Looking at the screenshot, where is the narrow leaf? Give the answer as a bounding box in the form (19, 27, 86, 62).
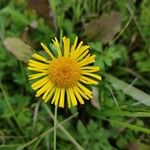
(105, 73, 150, 106)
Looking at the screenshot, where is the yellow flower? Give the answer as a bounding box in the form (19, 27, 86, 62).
(28, 37, 101, 108)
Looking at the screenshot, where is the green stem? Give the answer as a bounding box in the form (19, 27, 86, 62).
(54, 106, 57, 150)
(18, 111, 78, 149)
(126, 5, 148, 45)
(109, 12, 133, 45)
(44, 104, 84, 150)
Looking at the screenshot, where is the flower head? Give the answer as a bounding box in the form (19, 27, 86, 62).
(28, 37, 101, 108)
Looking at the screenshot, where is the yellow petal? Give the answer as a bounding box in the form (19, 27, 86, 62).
(75, 41, 83, 51)
(59, 88, 65, 108)
(42, 86, 53, 100)
(81, 66, 100, 72)
(75, 86, 89, 100)
(31, 76, 49, 90)
(63, 37, 70, 57)
(41, 43, 55, 59)
(28, 60, 49, 69)
(70, 41, 83, 57)
(68, 88, 77, 106)
(71, 36, 78, 52)
(27, 67, 47, 73)
(78, 55, 95, 67)
(51, 88, 60, 105)
(74, 45, 90, 60)
(45, 87, 56, 102)
(73, 86, 84, 104)
(76, 50, 89, 62)
(66, 90, 71, 108)
(52, 37, 62, 57)
(32, 53, 49, 63)
(29, 72, 48, 80)
(82, 72, 101, 80)
(77, 82, 92, 98)
(36, 82, 53, 97)
(80, 76, 98, 85)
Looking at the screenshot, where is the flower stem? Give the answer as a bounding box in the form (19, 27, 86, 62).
(44, 104, 84, 150)
(54, 106, 57, 150)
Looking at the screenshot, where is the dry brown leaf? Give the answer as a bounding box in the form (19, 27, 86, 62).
(84, 11, 121, 44)
(91, 86, 100, 110)
(28, 0, 56, 30)
(3, 37, 33, 63)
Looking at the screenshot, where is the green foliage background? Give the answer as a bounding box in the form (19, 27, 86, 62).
(0, 0, 150, 149)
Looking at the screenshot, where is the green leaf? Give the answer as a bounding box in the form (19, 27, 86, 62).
(109, 119, 150, 134)
(139, 0, 150, 42)
(17, 110, 32, 127)
(77, 120, 89, 140)
(133, 51, 150, 72)
(95, 45, 121, 69)
(89, 42, 102, 53)
(92, 108, 150, 118)
(0, 6, 29, 26)
(13, 71, 26, 85)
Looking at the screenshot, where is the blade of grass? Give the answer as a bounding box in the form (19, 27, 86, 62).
(0, 83, 25, 135)
(92, 109, 150, 118)
(0, 144, 21, 148)
(116, 67, 150, 87)
(43, 104, 84, 150)
(54, 106, 57, 150)
(107, 85, 119, 108)
(126, 4, 148, 45)
(6, 118, 24, 142)
(32, 101, 40, 129)
(31, 138, 42, 150)
(104, 73, 150, 106)
(109, 12, 133, 45)
(18, 111, 78, 149)
(105, 118, 150, 134)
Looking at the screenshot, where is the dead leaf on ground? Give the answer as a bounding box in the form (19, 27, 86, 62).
(3, 37, 33, 63)
(28, 0, 57, 30)
(91, 86, 101, 110)
(84, 11, 121, 44)
(126, 142, 150, 150)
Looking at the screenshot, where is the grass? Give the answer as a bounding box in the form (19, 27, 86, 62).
(0, 0, 150, 149)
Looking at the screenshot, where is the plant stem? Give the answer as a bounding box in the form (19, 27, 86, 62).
(54, 106, 57, 150)
(18, 111, 78, 149)
(44, 104, 84, 150)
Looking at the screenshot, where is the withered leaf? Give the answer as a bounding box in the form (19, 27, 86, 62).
(84, 11, 121, 44)
(91, 86, 100, 110)
(28, 0, 56, 30)
(3, 37, 33, 63)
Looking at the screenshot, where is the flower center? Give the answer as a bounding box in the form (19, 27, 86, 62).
(48, 57, 81, 88)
